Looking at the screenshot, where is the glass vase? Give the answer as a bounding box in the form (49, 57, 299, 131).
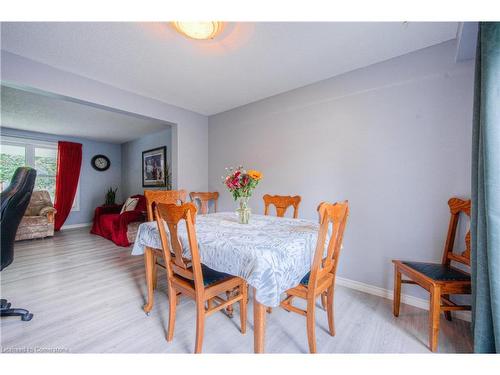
(236, 196, 251, 224)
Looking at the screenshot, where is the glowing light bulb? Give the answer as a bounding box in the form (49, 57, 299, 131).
(173, 22, 223, 40)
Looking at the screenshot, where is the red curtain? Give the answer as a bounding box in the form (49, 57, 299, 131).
(54, 141, 82, 231)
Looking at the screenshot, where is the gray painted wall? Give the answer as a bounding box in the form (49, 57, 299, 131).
(1, 50, 209, 194)
(121, 127, 173, 198)
(208, 41, 474, 296)
(0, 127, 122, 226)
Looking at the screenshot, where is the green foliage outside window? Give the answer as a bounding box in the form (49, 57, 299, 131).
(0, 152, 57, 200)
(0, 153, 26, 185)
(35, 155, 57, 199)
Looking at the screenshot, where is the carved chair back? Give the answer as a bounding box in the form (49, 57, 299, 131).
(441, 198, 471, 267)
(190, 192, 219, 214)
(307, 201, 349, 292)
(155, 202, 206, 290)
(263, 194, 302, 218)
(144, 189, 187, 221)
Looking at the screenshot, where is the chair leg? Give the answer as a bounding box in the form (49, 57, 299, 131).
(429, 286, 441, 352)
(225, 291, 234, 318)
(442, 295, 452, 321)
(152, 254, 158, 290)
(326, 286, 335, 336)
(239, 283, 248, 334)
(321, 292, 327, 310)
(143, 248, 155, 314)
(194, 302, 206, 353)
(166, 286, 177, 342)
(393, 268, 402, 317)
(306, 298, 317, 353)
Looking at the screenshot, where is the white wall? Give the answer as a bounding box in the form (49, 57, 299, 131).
(1, 51, 209, 193)
(208, 41, 474, 296)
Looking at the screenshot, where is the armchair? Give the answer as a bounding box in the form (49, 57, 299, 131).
(90, 194, 146, 247)
(15, 190, 57, 241)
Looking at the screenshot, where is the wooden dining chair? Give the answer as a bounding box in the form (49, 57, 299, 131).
(263, 194, 303, 313)
(189, 191, 219, 214)
(279, 201, 349, 353)
(263, 194, 302, 218)
(392, 197, 471, 352)
(262, 194, 302, 313)
(144, 189, 188, 290)
(155, 202, 248, 353)
(144, 189, 188, 221)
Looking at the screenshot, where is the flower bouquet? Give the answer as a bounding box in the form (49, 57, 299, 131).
(223, 166, 263, 224)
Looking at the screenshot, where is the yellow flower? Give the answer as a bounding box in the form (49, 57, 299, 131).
(247, 170, 262, 181)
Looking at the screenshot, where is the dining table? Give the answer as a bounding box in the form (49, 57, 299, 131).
(131, 211, 322, 353)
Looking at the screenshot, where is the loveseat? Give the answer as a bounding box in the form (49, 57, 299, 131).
(90, 194, 146, 247)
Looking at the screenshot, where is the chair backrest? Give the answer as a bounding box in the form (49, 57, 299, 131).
(307, 201, 349, 291)
(190, 191, 219, 214)
(441, 197, 471, 267)
(144, 189, 187, 221)
(155, 202, 205, 290)
(263, 194, 302, 218)
(1, 167, 37, 271)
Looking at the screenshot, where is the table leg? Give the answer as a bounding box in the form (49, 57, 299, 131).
(253, 287, 266, 353)
(143, 247, 155, 314)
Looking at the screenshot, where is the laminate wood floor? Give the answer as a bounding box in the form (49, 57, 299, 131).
(1, 228, 472, 353)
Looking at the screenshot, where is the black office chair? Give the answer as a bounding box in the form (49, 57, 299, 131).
(1, 167, 37, 321)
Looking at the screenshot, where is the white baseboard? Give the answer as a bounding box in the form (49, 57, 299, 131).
(60, 222, 92, 230)
(336, 276, 471, 322)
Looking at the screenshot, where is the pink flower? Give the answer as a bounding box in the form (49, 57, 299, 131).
(241, 174, 249, 187)
(231, 177, 240, 188)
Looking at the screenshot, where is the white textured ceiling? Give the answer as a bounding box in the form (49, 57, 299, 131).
(1, 22, 459, 115)
(1, 86, 171, 144)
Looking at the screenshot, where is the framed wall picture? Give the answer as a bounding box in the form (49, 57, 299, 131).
(142, 146, 167, 187)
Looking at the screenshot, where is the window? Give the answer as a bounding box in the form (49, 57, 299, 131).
(34, 146, 57, 199)
(0, 143, 26, 191)
(0, 136, 80, 211)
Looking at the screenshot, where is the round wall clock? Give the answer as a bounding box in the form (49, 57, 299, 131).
(91, 155, 111, 171)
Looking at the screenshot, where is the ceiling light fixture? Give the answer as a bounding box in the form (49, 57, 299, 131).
(173, 22, 223, 40)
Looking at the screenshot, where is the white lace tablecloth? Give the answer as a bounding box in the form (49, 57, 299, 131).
(131, 212, 321, 307)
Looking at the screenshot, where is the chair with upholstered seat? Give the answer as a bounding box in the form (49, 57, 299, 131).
(392, 197, 471, 352)
(155, 202, 247, 353)
(1, 167, 37, 321)
(279, 201, 349, 353)
(189, 191, 219, 214)
(144, 189, 187, 289)
(263, 194, 301, 218)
